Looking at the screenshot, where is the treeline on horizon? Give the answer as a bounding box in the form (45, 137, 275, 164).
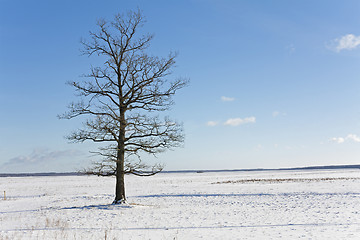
(1, 164, 360, 177)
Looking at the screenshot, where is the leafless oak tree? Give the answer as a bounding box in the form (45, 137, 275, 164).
(60, 10, 187, 204)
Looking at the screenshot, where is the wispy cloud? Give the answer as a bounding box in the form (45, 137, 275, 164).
(285, 44, 295, 54)
(329, 134, 360, 144)
(206, 117, 256, 127)
(254, 144, 263, 151)
(206, 121, 218, 127)
(2, 148, 83, 168)
(272, 111, 280, 117)
(221, 96, 235, 102)
(224, 117, 256, 126)
(272, 111, 287, 118)
(329, 137, 345, 144)
(346, 134, 360, 142)
(330, 34, 360, 52)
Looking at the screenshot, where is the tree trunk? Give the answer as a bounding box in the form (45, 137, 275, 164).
(113, 110, 126, 204)
(113, 150, 126, 204)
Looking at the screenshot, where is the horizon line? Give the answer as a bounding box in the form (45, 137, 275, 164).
(1, 164, 359, 177)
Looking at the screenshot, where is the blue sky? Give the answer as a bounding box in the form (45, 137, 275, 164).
(1, 0, 360, 173)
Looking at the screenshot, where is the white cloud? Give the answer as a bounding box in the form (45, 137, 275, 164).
(224, 117, 256, 126)
(332, 34, 360, 52)
(221, 96, 235, 102)
(330, 137, 345, 144)
(206, 121, 218, 127)
(346, 134, 360, 142)
(329, 134, 360, 144)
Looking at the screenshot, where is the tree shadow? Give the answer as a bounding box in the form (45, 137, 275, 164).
(135, 192, 360, 198)
(135, 193, 272, 198)
(61, 203, 133, 210)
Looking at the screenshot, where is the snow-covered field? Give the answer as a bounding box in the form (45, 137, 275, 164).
(1, 169, 360, 239)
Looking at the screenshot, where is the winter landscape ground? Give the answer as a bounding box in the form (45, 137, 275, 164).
(1, 169, 360, 239)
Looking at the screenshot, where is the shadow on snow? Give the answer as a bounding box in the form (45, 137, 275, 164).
(134, 192, 360, 198)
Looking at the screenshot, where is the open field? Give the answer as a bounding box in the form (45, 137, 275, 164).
(1, 169, 360, 239)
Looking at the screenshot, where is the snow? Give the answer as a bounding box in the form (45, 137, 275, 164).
(1, 169, 360, 239)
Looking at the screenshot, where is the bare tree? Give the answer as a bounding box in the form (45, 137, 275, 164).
(60, 10, 187, 204)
